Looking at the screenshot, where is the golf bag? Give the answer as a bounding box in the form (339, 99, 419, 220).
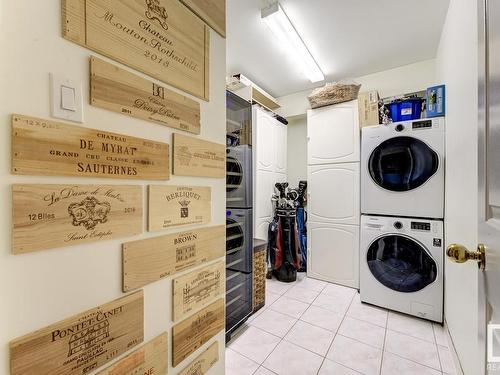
(296, 181, 308, 272)
(267, 182, 304, 282)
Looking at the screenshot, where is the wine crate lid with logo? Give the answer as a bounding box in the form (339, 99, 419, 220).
(12, 184, 143, 254)
(148, 185, 211, 231)
(10, 291, 144, 375)
(62, 0, 210, 100)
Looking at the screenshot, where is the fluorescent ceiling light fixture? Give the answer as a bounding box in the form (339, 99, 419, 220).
(262, 2, 324, 83)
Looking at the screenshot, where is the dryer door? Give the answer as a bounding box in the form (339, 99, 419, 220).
(368, 136, 439, 192)
(367, 234, 437, 292)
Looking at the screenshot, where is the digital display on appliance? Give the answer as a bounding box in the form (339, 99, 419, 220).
(412, 120, 433, 129)
(411, 221, 431, 231)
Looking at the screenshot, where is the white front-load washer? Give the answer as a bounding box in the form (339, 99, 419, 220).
(360, 215, 443, 322)
(361, 117, 445, 219)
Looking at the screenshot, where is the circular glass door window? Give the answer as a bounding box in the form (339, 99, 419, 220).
(367, 235, 437, 292)
(226, 157, 243, 193)
(369, 136, 439, 192)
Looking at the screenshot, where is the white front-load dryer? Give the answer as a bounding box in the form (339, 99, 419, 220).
(361, 117, 445, 219)
(360, 215, 443, 323)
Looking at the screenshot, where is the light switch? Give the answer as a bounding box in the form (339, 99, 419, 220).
(50, 73, 84, 123)
(61, 85, 76, 111)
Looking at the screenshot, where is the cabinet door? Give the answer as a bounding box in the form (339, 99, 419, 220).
(254, 217, 271, 241)
(307, 222, 359, 288)
(255, 169, 277, 220)
(307, 100, 360, 165)
(254, 108, 275, 171)
(275, 121, 287, 174)
(308, 163, 360, 225)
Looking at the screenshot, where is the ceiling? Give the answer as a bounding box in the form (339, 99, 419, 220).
(226, 0, 450, 98)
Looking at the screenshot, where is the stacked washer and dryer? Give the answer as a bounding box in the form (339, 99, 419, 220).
(360, 117, 445, 323)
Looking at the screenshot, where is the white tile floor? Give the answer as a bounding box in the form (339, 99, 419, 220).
(226, 274, 458, 375)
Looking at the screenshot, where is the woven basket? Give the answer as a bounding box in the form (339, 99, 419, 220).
(308, 81, 361, 109)
(252, 249, 266, 311)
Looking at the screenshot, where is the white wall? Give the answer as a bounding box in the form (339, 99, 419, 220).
(0, 1, 226, 374)
(435, 0, 479, 374)
(277, 58, 437, 118)
(283, 59, 438, 191)
(286, 115, 307, 187)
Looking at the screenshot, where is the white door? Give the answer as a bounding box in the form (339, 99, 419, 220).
(307, 222, 359, 288)
(308, 163, 360, 225)
(444, 2, 500, 374)
(478, 1, 500, 372)
(275, 121, 287, 174)
(307, 100, 360, 165)
(254, 108, 275, 171)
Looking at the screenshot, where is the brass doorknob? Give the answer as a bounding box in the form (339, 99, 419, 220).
(446, 243, 486, 270)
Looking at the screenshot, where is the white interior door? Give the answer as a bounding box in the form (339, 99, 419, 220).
(308, 163, 360, 225)
(307, 222, 359, 288)
(307, 100, 360, 165)
(478, 0, 500, 372)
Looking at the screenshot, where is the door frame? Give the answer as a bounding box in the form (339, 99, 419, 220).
(478, 0, 487, 371)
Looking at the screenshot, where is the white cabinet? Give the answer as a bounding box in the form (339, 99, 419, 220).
(307, 100, 360, 165)
(275, 122, 287, 174)
(254, 108, 276, 171)
(307, 100, 360, 288)
(253, 106, 288, 240)
(255, 169, 276, 219)
(307, 222, 359, 288)
(308, 163, 360, 225)
(253, 107, 287, 174)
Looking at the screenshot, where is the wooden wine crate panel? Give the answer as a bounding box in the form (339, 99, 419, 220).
(148, 185, 211, 231)
(10, 291, 144, 375)
(178, 341, 218, 375)
(96, 332, 167, 375)
(180, 0, 226, 38)
(12, 114, 169, 180)
(90, 57, 201, 134)
(12, 184, 143, 254)
(172, 299, 224, 367)
(123, 225, 225, 291)
(172, 134, 225, 178)
(172, 261, 224, 322)
(62, 0, 210, 100)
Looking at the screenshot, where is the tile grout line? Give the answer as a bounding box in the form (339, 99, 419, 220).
(252, 276, 317, 374)
(379, 312, 389, 375)
(433, 322, 445, 373)
(314, 290, 358, 375)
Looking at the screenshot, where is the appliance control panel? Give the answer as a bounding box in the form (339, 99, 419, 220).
(412, 119, 433, 129)
(411, 221, 431, 231)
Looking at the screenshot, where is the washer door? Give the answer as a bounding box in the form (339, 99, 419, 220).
(367, 234, 437, 292)
(368, 136, 439, 192)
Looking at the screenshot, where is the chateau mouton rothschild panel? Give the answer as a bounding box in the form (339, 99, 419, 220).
(96, 333, 167, 375)
(62, 0, 210, 100)
(123, 225, 225, 291)
(148, 185, 211, 231)
(10, 291, 144, 375)
(90, 57, 201, 134)
(12, 184, 143, 254)
(12, 114, 169, 180)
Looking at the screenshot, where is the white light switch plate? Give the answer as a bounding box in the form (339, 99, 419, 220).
(50, 73, 83, 123)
